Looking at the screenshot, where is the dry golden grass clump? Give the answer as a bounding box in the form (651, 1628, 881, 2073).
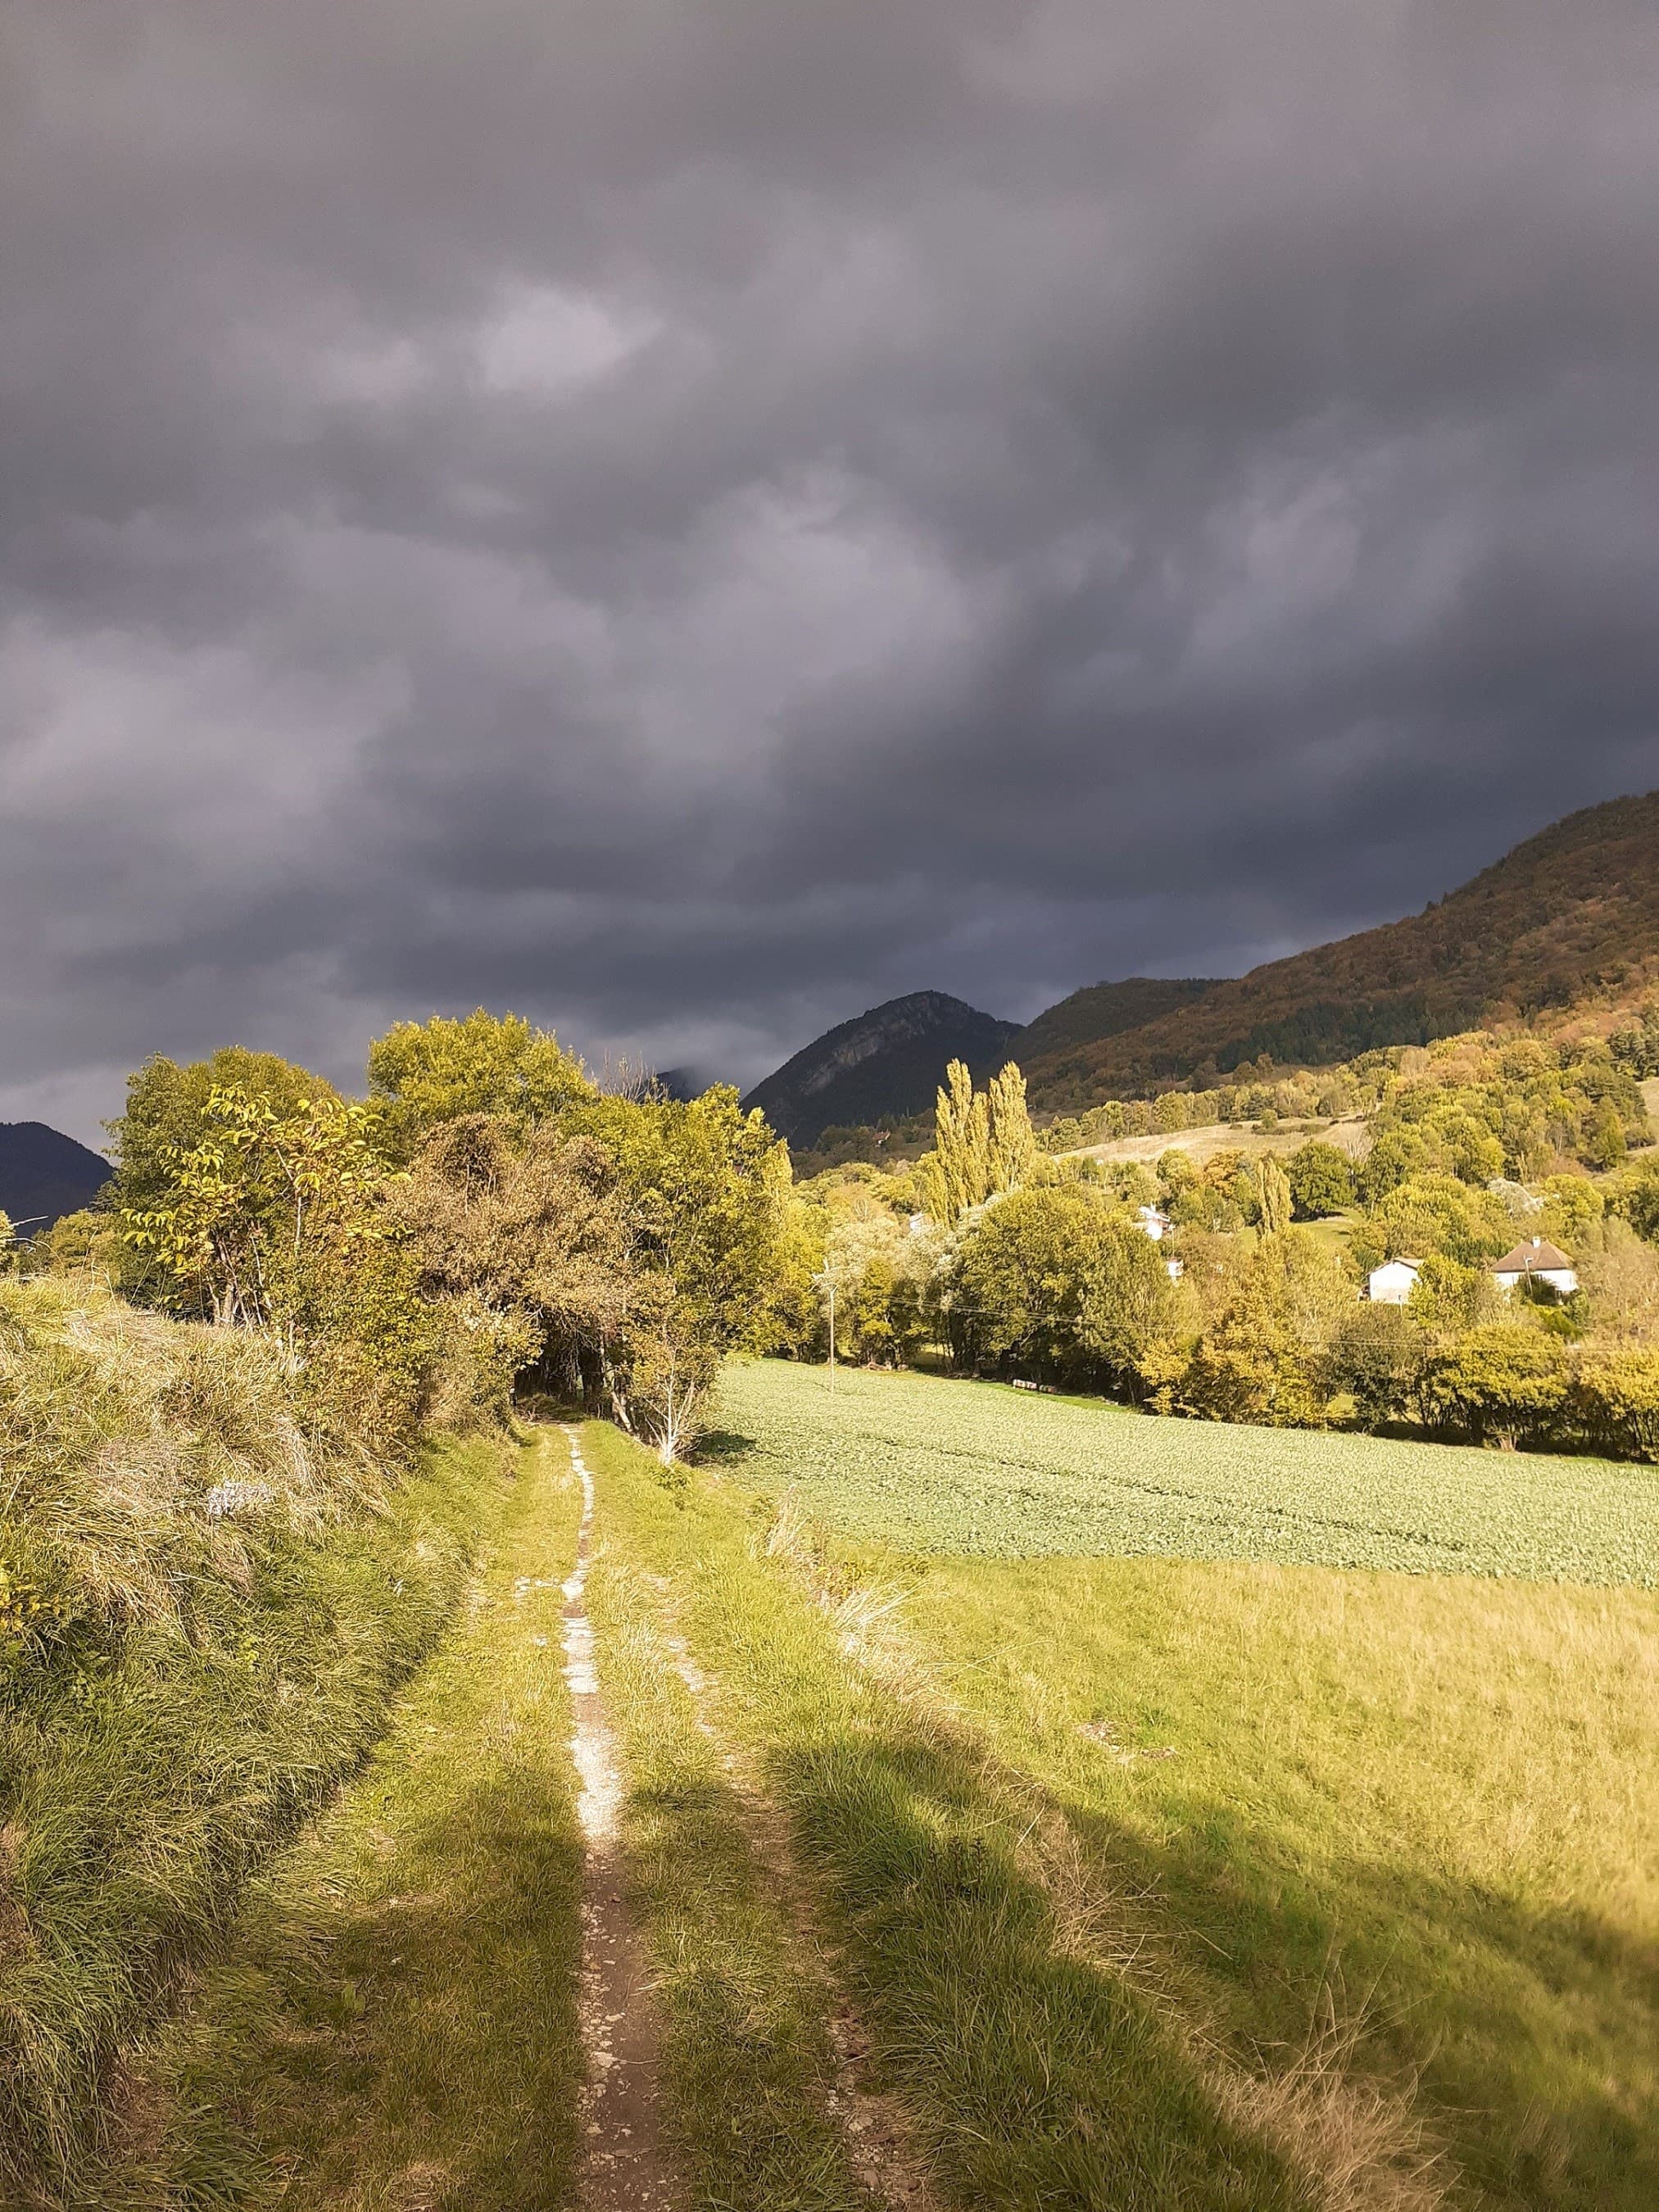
(1, 1278, 388, 1653)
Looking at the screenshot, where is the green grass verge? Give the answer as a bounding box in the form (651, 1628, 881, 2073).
(92, 1429, 586, 2210)
(714, 1358, 1659, 1582)
(582, 1420, 1321, 2212)
(2, 1432, 513, 2209)
(585, 1511, 886, 2211)
(902, 1554, 1659, 2212)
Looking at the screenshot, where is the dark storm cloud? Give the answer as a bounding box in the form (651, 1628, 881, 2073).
(3, 0, 1658, 1137)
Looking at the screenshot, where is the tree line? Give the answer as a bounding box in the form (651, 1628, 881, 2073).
(27, 1012, 786, 1466)
(19, 1005, 1659, 1466)
(770, 1029, 1659, 1461)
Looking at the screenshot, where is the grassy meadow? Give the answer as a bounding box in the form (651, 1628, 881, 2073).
(624, 1357, 1658, 2210)
(16, 1323, 1654, 2209)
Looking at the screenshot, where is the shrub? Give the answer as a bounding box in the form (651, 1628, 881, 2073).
(1571, 1351, 1659, 1462)
(1422, 1326, 1571, 1448)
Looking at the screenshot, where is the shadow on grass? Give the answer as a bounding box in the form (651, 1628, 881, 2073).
(99, 1745, 587, 2212)
(1053, 1786, 1659, 2212)
(591, 1417, 1657, 2212)
(761, 1725, 1320, 2212)
(768, 1707, 1657, 2212)
(693, 1428, 759, 1467)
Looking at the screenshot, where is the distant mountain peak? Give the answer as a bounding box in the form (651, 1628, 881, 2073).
(0, 1120, 111, 1233)
(744, 991, 1019, 1145)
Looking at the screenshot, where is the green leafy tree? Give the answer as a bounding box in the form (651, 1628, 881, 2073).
(1405, 1253, 1501, 1339)
(26, 1207, 118, 1280)
(387, 1113, 630, 1413)
(1327, 1303, 1427, 1425)
(948, 1185, 1111, 1381)
(1578, 1220, 1659, 1344)
(110, 1049, 336, 1294)
(1357, 1123, 1432, 1202)
(1609, 1004, 1659, 1079)
(119, 1083, 431, 1452)
(1176, 1231, 1352, 1428)
(1571, 1350, 1659, 1460)
(1607, 1159, 1659, 1244)
(1584, 1098, 1628, 1171)
(367, 1009, 592, 1161)
(1157, 1149, 1199, 1203)
(1538, 1173, 1602, 1249)
(753, 1183, 831, 1357)
(565, 1086, 786, 1460)
(1422, 1326, 1571, 1448)
(817, 1206, 930, 1367)
(1286, 1140, 1356, 1219)
(1352, 1172, 1512, 1272)
(1076, 1219, 1182, 1385)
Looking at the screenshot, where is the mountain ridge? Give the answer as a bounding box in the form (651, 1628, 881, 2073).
(742, 990, 1019, 1146)
(1020, 791, 1659, 1110)
(745, 792, 1659, 1139)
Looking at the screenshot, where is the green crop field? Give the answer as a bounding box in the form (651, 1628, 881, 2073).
(714, 1357, 1659, 1584)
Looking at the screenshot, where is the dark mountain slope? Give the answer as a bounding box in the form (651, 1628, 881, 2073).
(745, 991, 1019, 1146)
(1016, 977, 1217, 1065)
(0, 1122, 111, 1234)
(1022, 791, 1659, 1112)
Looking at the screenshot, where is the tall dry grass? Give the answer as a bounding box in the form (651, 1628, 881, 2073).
(0, 1279, 499, 2207)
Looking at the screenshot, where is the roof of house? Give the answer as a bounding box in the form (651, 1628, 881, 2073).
(1494, 1238, 1573, 1274)
(1371, 1255, 1421, 1272)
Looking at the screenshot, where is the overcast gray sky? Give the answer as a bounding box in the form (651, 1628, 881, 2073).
(4, 2, 1657, 1142)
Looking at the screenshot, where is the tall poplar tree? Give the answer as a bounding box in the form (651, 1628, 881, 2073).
(922, 1059, 990, 1223)
(922, 1058, 1036, 1222)
(986, 1062, 1036, 1194)
(1253, 1153, 1294, 1240)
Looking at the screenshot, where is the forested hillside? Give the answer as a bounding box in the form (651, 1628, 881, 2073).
(1022, 792, 1659, 1110)
(1014, 975, 1217, 1064)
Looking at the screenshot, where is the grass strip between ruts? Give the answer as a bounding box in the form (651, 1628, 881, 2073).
(585, 1507, 888, 2211)
(582, 1420, 1321, 2212)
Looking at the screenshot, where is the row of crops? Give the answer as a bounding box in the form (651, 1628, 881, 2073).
(716, 1358, 1659, 1584)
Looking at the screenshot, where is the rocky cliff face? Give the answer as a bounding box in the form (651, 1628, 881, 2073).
(743, 991, 1019, 1145)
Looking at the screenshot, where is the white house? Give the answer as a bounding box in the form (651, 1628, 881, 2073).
(1493, 1237, 1578, 1297)
(1135, 1204, 1172, 1242)
(1367, 1257, 1421, 1305)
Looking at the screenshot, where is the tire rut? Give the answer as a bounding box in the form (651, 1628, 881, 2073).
(560, 1426, 681, 2212)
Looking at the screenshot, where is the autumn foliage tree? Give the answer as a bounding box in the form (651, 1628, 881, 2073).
(367, 1009, 593, 1161)
(118, 1082, 434, 1452)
